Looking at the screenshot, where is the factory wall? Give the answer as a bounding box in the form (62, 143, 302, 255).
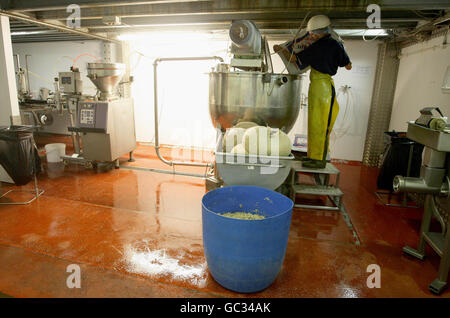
(389, 33, 450, 132)
(12, 40, 104, 97)
(328, 40, 379, 162)
(126, 33, 227, 151)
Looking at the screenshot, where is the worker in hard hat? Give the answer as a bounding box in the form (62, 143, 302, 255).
(274, 15, 352, 169)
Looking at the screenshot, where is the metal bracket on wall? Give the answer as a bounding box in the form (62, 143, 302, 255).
(362, 41, 400, 167)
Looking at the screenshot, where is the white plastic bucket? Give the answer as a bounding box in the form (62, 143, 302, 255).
(45, 143, 66, 163)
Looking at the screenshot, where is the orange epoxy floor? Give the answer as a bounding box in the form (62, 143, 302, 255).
(0, 143, 448, 298)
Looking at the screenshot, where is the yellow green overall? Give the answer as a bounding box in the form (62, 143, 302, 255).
(307, 68, 339, 161)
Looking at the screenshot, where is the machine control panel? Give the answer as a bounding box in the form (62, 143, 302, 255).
(77, 101, 109, 130)
(80, 104, 95, 125)
(59, 71, 82, 94)
(61, 76, 72, 84)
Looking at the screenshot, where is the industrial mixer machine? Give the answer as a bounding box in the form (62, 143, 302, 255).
(146, 20, 303, 191)
(207, 20, 304, 190)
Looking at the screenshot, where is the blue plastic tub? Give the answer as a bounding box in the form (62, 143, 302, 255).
(202, 185, 294, 293)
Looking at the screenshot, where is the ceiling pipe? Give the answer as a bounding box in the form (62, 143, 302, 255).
(2, 0, 211, 11)
(0, 10, 121, 43)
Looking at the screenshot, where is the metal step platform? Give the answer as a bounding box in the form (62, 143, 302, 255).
(293, 184, 343, 196)
(291, 161, 341, 175)
(289, 161, 344, 211)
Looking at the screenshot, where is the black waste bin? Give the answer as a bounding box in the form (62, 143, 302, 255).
(377, 131, 424, 191)
(0, 125, 41, 186)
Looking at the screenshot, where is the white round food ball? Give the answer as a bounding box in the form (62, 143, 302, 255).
(243, 126, 271, 155)
(222, 127, 246, 152)
(230, 143, 248, 154)
(234, 121, 258, 130)
(269, 129, 292, 156)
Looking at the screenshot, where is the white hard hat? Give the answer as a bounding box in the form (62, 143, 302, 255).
(306, 15, 331, 31)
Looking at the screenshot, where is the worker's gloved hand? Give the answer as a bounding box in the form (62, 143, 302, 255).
(273, 44, 282, 52)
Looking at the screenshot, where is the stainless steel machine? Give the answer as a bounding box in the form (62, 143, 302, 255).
(134, 20, 303, 192)
(208, 20, 303, 190)
(17, 61, 87, 156)
(16, 55, 80, 137)
(13, 54, 32, 102)
(209, 71, 302, 132)
(393, 107, 450, 294)
(63, 62, 136, 168)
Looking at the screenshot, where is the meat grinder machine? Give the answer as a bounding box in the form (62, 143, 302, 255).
(392, 68, 450, 294)
(393, 107, 450, 294)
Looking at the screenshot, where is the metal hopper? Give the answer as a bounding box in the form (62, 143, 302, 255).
(87, 62, 125, 100)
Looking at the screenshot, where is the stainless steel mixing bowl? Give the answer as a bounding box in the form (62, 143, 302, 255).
(209, 71, 303, 133)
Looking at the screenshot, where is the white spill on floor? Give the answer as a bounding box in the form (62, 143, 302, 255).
(122, 243, 208, 288)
